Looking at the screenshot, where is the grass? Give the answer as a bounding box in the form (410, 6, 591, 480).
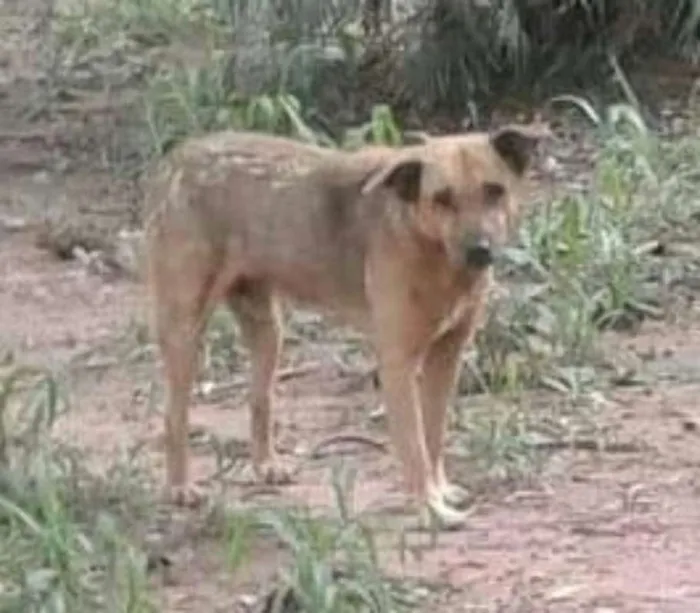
(246, 466, 422, 613)
(0, 355, 420, 612)
(0, 360, 156, 612)
(48, 0, 406, 172)
(142, 62, 335, 156)
(54, 0, 227, 52)
(442, 98, 700, 484)
(468, 99, 700, 397)
(48, 0, 700, 131)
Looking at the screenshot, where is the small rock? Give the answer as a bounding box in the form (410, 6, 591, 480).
(542, 155, 560, 174)
(32, 170, 51, 184)
(197, 380, 216, 397)
(682, 419, 698, 433)
(237, 594, 257, 610)
(0, 215, 29, 232)
(110, 228, 144, 279)
(545, 583, 586, 602)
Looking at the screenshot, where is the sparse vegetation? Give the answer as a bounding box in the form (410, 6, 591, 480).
(471, 100, 700, 396)
(249, 467, 420, 613)
(0, 361, 156, 612)
(4, 0, 700, 610)
(49, 0, 700, 130)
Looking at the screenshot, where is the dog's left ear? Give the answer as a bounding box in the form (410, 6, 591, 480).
(490, 124, 552, 176)
(361, 157, 424, 203)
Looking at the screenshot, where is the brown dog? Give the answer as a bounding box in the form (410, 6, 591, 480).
(144, 125, 547, 529)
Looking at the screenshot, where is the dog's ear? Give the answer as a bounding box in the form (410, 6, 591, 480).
(361, 157, 423, 202)
(490, 124, 552, 176)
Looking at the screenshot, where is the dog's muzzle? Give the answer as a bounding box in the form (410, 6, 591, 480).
(464, 238, 494, 269)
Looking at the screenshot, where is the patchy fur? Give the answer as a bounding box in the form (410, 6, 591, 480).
(144, 125, 549, 528)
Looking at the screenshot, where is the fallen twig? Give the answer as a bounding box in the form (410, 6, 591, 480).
(528, 438, 645, 453)
(195, 363, 327, 404)
(306, 432, 388, 460)
(203, 431, 388, 486)
(276, 363, 322, 382)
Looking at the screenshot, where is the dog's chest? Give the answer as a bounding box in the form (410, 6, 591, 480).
(432, 278, 490, 339)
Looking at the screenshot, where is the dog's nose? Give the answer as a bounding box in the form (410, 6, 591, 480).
(464, 239, 494, 268)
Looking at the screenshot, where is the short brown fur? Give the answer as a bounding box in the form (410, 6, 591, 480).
(144, 125, 548, 528)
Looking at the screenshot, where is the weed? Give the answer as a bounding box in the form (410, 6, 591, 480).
(453, 400, 544, 485)
(202, 307, 243, 378)
(343, 104, 404, 149)
(141, 54, 405, 158)
(0, 361, 157, 613)
(467, 99, 700, 396)
(142, 55, 335, 156)
(55, 0, 224, 52)
(0, 363, 66, 463)
(249, 465, 418, 613)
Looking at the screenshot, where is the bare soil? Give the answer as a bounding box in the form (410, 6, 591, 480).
(2, 3, 700, 612)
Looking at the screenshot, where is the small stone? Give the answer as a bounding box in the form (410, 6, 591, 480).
(0, 215, 29, 232)
(32, 170, 50, 184)
(682, 419, 698, 432)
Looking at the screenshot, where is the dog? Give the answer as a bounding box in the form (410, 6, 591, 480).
(143, 125, 548, 529)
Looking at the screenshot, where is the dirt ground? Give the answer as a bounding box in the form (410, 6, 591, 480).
(5, 225, 700, 613)
(3, 3, 700, 613)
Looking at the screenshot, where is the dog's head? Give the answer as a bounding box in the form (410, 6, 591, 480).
(361, 124, 550, 273)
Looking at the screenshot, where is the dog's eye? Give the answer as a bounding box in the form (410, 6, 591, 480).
(433, 187, 455, 209)
(483, 181, 506, 205)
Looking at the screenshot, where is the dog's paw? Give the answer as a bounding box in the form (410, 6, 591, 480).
(254, 456, 293, 485)
(164, 483, 206, 509)
(440, 481, 470, 509)
(421, 496, 468, 531)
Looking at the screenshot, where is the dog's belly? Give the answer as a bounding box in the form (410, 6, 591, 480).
(273, 270, 371, 332)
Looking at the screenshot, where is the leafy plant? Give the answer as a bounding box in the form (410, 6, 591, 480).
(141, 54, 340, 156)
(468, 100, 694, 394)
(0, 361, 156, 613)
(400, 0, 700, 120)
(251, 466, 415, 613)
(343, 104, 404, 149)
(55, 0, 224, 51)
(0, 363, 66, 464)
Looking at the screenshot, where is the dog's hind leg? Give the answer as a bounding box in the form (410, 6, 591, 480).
(146, 211, 223, 507)
(228, 283, 290, 484)
(151, 269, 215, 507)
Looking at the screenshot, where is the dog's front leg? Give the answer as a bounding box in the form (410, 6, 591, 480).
(421, 287, 488, 511)
(419, 319, 472, 509)
(375, 343, 468, 530)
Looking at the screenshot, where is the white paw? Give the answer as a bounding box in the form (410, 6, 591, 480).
(420, 495, 468, 531)
(441, 481, 470, 508)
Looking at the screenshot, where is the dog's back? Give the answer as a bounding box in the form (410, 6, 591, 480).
(144, 131, 399, 322)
